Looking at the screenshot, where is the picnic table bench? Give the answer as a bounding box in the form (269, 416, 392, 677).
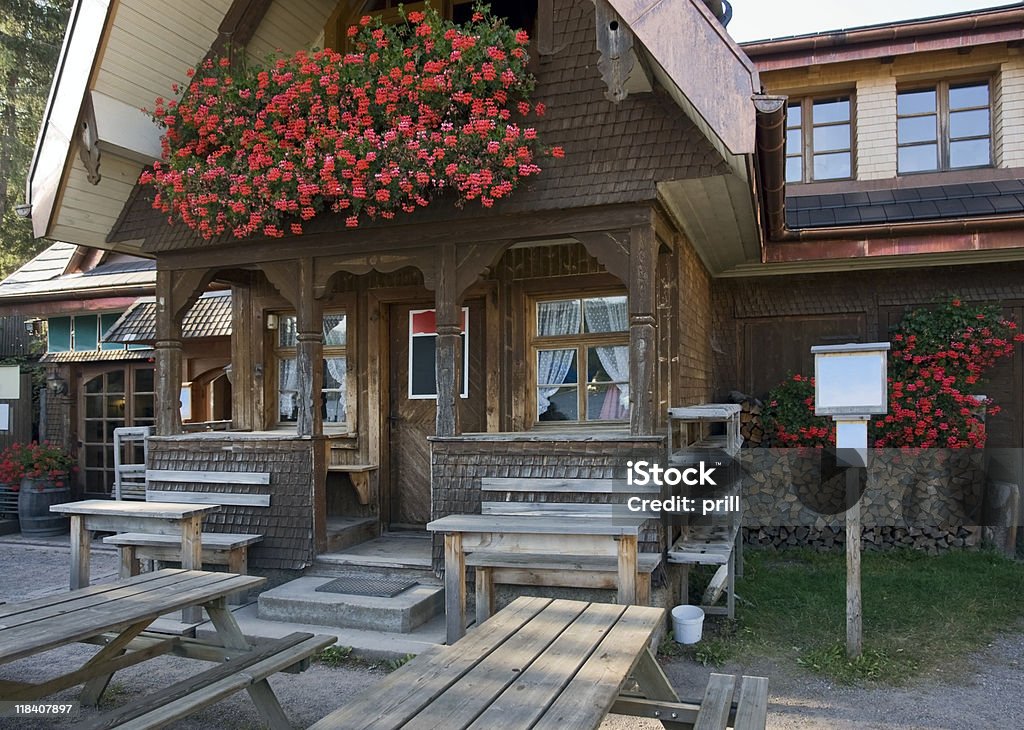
(0, 569, 333, 729)
(426, 477, 661, 643)
(310, 596, 768, 730)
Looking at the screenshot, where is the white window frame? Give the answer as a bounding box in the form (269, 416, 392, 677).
(408, 307, 469, 400)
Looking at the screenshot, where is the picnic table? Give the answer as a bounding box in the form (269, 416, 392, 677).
(51, 499, 220, 623)
(310, 596, 769, 730)
(426, 513, 649, 643)
(0, 569, 333, 729)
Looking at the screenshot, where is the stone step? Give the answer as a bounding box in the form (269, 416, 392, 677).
(258, 575, 444, 633)
(324, 516, 378, 553)
(197, 602, 446, 661)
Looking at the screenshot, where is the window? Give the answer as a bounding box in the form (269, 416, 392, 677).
(532, 294, 630, 423)
(408, 308, 469, 399)
(897, 81, 991, 173)
(785, 96, 854, 183)
(275, 312, 347, 426)
(81, 365, 154, 496)
(46, 313, 141, 354)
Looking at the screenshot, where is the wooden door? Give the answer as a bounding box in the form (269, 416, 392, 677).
(387, 301, 485, 528)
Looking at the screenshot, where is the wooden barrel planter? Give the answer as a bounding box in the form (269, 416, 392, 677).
(17, 477, 71, 536)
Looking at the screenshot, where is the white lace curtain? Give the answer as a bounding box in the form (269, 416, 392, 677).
(279, 358, 298, 421)
(324, 357, 347, 423)
(583, 298, 630, 411)
(536, 301, 581, 416)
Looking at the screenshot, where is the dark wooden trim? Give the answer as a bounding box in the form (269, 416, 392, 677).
(628, 223, 657, 435)
(153, 205, 657, 271)
(573, 230, 630, 284)
(207, 0, 274, 63)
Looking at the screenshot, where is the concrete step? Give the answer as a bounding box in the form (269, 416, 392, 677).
(258, 575, 444, 633)
(324, 516, 378, 553)
(196, 602, 446, 661)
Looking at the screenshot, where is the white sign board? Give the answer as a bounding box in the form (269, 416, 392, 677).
(0, 367, 19, 399)
(812, 344, 890, 416)
(0, 404, 9, 432)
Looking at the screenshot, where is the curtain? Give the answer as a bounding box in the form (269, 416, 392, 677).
(279, 358, 298, 421)
(584, 298, 630, 412)
(324, 357, 347, 423)
(536, 301, 581, 416)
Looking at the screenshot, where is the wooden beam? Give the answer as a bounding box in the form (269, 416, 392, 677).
(155, 269, 184, 436)
(454, 241, 511, 299)
(152, 204, 657, 271)
(259, 261, 300, 308)
(435, 243, 461, 438)
(573, 230, 630, 284)
(295, 258, 323, 438)
(628, 223, 657, 435)
(206, 0, 274, 64)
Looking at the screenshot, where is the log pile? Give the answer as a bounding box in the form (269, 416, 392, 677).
(729, 392, 766, 447)
(742, 525, 981, 553)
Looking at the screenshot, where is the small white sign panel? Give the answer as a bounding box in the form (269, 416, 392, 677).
(0, 403, 10, 432)
(0, 367, 19, 399)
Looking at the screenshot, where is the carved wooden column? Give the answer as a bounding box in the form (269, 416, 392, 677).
(295, 258, 324, 438)
(435, 243, 461, 437)
(628, 224, 658, 435)
(154, 268, 211, 436)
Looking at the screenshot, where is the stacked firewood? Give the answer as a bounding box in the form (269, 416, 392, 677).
(728, 392, 765, 447)
(742, 525, 981, 552)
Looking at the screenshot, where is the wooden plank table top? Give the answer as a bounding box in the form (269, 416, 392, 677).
(0, 569, 263, 665)
(310, 597, 666, 730)
(50, 499, 218, 519)
(51, 499, 224, 623)
(426, 513, 647, 536)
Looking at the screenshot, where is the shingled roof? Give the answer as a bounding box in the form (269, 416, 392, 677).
(110, 0, 732, 253)
(104, 291, 232, 343)
(787, 179, 1024, 230)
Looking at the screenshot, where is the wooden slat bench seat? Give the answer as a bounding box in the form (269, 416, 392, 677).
(103, 533, 263, 599)
(106, 483, 269, 603)
(428, 477, 662, 641)
(467, 551, 663, 627)
(77, 631, 335, 730)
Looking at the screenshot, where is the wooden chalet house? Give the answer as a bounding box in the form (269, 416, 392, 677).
(0, 244, 232, 495)
(731, 6, 1024, 498)
(25, 0, 767, 576)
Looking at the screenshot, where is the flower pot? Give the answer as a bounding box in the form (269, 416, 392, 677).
(17, 476, 71, 536)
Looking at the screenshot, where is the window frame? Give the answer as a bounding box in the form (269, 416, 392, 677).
(529, 291, 630, 426)
(896, 78, 993, 175)
(407, 306, 470, 400)
(272, 310, 350, 430)
(785, 94, 856, 184)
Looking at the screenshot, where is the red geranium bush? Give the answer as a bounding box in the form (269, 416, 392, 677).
(0, 442, 74, 488)
(142, 5, 563, 240)
(763, 299, 1024, 449)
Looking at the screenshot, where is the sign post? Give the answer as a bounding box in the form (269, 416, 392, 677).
(811, 342, 890, 658)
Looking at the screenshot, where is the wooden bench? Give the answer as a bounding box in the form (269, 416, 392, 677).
(78, 631, 335, 730)
(103, 471, 271, 601)
(325, 463, 377, 505)
(436, 477, 663, 632)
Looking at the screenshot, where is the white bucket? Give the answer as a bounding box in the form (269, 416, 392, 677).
(671, 605, 705, 644)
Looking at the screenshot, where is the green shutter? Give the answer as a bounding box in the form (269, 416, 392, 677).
(100, 313, 124, 351)
(73, 315, 98, 351)
(47, 317, 71, 352)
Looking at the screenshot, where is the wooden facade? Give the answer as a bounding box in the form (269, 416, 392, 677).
(25, 0, 762, 571)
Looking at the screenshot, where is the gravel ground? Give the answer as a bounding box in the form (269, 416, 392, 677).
(0, 538, 1021, 729)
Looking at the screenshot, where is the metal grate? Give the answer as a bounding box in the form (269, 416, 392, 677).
(315, 576, 418, 598)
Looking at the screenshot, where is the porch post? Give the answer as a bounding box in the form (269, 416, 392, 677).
(295, 258, 324, 438)
(435, 243, 461, 437)
(155, 269, 184, 436)
(628, 224, 657, 435)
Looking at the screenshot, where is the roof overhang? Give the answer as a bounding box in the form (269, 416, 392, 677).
(742, 5, 1024, 72)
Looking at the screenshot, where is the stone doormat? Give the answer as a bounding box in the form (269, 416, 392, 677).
(314, 576, 419, 598)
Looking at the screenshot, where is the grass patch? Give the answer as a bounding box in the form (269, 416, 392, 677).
(315, 645, 416, 672)
(677, 548, 1024, 684)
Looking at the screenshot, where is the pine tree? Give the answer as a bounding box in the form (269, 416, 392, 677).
(0, 0, 72, 276)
